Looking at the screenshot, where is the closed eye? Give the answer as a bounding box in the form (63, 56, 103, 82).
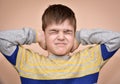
(49, 29, 58, 34)
(64, 30, 73, 34)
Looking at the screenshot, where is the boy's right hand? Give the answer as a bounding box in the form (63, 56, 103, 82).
(36, 31, 47, 50)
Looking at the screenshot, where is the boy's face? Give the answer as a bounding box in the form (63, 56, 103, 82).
(44, 20, 75, 56)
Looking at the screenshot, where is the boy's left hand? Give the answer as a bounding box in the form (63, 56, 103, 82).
(70, 38, 80, 52)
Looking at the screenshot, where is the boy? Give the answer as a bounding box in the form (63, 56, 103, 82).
(0, 4, 120, 84)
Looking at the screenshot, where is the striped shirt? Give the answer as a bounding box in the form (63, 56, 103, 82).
(4, 44, 117, 84)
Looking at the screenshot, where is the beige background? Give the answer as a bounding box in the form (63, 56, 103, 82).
(0, 0, 120, 84)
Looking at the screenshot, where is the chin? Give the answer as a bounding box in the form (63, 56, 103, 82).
(55, 54, 66, 56)
(48, 48, 70, 56)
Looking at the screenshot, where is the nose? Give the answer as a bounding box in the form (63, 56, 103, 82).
(57, 32, 65, 41)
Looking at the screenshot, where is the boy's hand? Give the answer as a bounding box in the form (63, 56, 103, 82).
(36, 31, 47, 50)
(70, 38, 80, 52)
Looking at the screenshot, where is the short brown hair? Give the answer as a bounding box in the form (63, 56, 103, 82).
(42, 4, 76, 31)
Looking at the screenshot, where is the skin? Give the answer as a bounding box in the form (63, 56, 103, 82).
(45, 20, 75, 56)
(37, 19, 79, 56)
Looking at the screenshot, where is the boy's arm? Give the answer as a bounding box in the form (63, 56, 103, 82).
(0, 28, 36, 56)
(76, 29, 120, 52)
(0, 53, 21, 84)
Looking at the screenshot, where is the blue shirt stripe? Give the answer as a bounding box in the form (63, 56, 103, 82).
(101, 44, 118, 60)
(3, 46, 19, 65)
(20, 73, 98, 84)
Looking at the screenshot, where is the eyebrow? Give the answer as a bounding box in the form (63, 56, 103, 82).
(49, 29, 58, 31)
(64, 29, 73, 31)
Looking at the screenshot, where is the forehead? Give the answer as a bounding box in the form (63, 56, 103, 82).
(46, 20, 74, 31)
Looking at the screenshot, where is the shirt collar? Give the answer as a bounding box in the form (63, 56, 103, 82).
(48, 54, 70, 60)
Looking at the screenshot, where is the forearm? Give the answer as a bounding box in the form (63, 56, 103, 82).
(0, 28, 36, 55)
(76, 29, 120, 52)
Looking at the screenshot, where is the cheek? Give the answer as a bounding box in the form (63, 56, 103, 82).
(66, 35, 74, 42)
(65, 36, 74, 48)
(45, 35, 55, 47)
